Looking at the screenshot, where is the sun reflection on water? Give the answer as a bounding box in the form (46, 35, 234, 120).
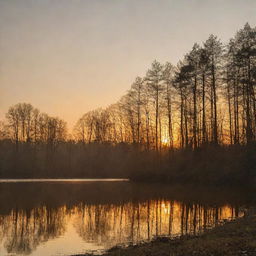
(0, 200, 244, 256)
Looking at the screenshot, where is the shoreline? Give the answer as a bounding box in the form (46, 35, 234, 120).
(73, 215, 256, 256)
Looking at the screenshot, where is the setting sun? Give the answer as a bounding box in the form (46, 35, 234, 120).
(161, 137, 169, 145)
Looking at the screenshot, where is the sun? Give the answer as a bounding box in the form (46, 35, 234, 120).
(161, 137, 169, 145)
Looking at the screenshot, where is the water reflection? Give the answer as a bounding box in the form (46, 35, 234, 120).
(0, 207, 67, 255)
(0, 182, 254, 256)
(74, 200, 242, 248)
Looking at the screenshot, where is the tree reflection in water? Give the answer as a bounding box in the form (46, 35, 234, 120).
(74, 200, 243, 248)
(0, 182, 252, 255)
(0, 207, 67, 254)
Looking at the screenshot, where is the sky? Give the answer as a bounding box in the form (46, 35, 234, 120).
(0, 0, 256, 129)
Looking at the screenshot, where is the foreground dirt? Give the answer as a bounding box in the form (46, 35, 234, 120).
(74, 215, 256, 256)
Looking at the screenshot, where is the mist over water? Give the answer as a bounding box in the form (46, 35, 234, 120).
(0, 178, 128, 183)
(0, 181, 254, 256)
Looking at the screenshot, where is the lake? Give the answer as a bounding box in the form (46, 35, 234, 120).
(0, 180, 254, 256)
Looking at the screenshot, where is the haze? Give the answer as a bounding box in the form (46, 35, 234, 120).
(0, 0, 256, 129)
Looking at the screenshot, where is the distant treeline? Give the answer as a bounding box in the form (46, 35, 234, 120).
(0, 139, 255, 186)
(0, 23, 256, 183)
(0, 141, 136, 178)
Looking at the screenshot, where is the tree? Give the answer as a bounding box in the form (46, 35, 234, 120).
(162, 62, 175, 148)
(204, 35, 223, 144)
(146, 61, 164, 151)
(130, 77, 144, 144)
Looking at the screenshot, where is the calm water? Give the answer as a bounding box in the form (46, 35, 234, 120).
(0, 180, 254, 256)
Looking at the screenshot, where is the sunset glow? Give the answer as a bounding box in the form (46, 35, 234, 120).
(1, 0, 256, 129)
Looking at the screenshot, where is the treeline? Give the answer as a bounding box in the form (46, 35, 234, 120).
(74, 23, 256, 149)
(0, 23, 256, 182)
(2, 102, 67, 149)
(0, 103, 138, 178)
(1, 23, 256, 149)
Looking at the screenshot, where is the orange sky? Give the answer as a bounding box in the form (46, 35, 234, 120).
(0, 0, 256, 129)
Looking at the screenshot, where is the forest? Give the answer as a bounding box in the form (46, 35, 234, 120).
(0, 23, 256, 184)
